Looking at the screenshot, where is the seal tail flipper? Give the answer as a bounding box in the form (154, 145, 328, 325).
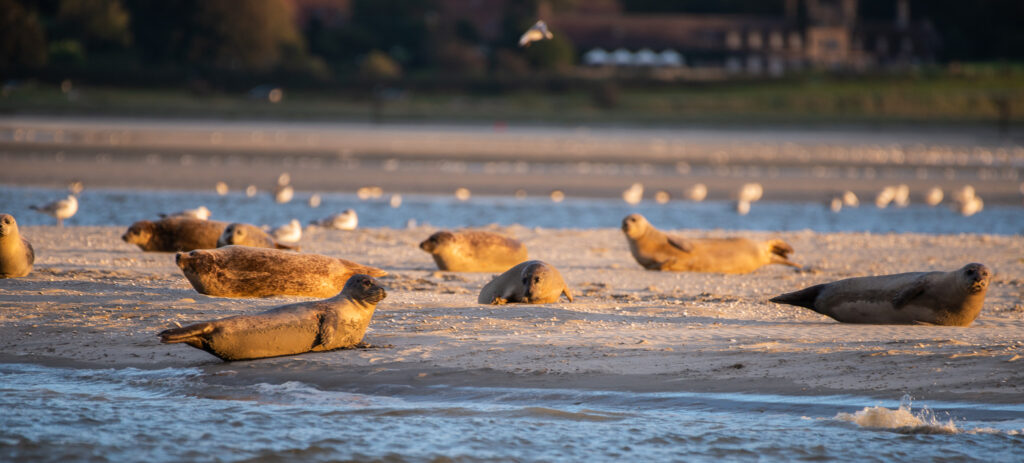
(339, 259, 388, 278)
(159, 323, 215, 343)
(766, 239, 801, 268)
(275, 242, 301, 251)
(769, 284, 826, 311)
(562, 286, 574, 302)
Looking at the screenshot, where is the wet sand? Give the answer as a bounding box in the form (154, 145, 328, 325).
(2, 116, 1023, 203)
(1, 225, 1022, 403)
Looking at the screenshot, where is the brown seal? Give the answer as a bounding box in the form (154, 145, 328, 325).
(122, 217, 228, 252)
(216, 222, 299, 251)
(419, 230, 528, 272)
(158, 274, 386, 361)
(621, 214, 799, 274)
(769, 263, 991, 326)
(176, 245, 387, 298)
(0, 214, 34, 278)
(478, 260, 573, 304)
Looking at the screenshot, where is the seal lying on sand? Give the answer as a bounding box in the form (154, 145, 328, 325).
(217, 222, 299, 251)
(0, 214, 34, 278)
(769, 263, 991, 326)
(122, 217, 227, 252)
(176, 245, 387, 298)
(478, 260, 573, 304)
(621, 214, 799, 274)
(159, 274, 386, 361)
(420, 230, 528, 272)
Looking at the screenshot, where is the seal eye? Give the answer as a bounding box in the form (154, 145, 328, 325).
(361, 279, 372, 288)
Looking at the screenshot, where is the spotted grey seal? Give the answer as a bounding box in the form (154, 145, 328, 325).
(420, 230, 528, 272)
(158, 274, 386, 361)
(176, 245, 387, 298)
(621, 214, 799, 274)
(478, 260, 573, 305)
(769, 263, 991, 326)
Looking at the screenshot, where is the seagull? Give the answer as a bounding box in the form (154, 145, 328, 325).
(274, 184, 294, 204)
(685, 183, 708, 202)
(315, 209, 358, 230)
(924, 187, 943, 206)
(738, 183, 763, 203)
(271, 219, 302, 243)
(735, 199, 751, 216)
(31, 194, 78, 226)
(622, 183, 644, 205)
(159, 206, 211, 220)
(519, 20, 553, 47)
(841, 190, 859, 207)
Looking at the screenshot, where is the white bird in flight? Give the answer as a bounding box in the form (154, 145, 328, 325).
(519, 20, 553, 47)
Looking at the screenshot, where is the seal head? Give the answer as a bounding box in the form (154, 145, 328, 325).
(122, 220, 155, 246)
(344, 274, 387, 305)
(419, 231, 455, 253)
(961, 262, 991, 294)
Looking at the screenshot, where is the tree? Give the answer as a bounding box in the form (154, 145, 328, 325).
(186, 0, 305, 70)
(54, 0, 132, 50)
(0, 0, 48, 68)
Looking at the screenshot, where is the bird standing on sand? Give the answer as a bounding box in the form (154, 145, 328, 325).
(272, 219, 302, 243)
(31, 195, 78, 226)
(316, 209, 358, 230)
(519, 20, 553, 47)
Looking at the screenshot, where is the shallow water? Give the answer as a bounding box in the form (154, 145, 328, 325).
(3, 186, 1022, 235)
(1, 363, 1021, 462)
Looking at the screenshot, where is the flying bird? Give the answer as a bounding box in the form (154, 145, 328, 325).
(519, 20, 553, 47)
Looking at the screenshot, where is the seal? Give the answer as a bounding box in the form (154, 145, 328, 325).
(158, 274, 387, 361)
(769, 263, 991, 326)
(621, 214, 799, 273)
(176, 245, 387, 298)
(216, 222, 299, 251)
(122, 217, 228, 252)
(420, 230, 529, 272)
(0, 214, 34, 278)
(478, 260, 573, 304)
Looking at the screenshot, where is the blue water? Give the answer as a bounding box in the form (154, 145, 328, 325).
(1, 363, 1021, 462)
(2, 186, 1022, 235)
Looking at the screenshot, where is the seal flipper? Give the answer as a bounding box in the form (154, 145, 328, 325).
(562, 286, 574, 302)
(769, 284, 826, 311)
(666, 236, 693, 253)
(891, 277, 928, 310)
(274, 242, 301, 251)
(767, 239, 801, 268)
(159, 323, 215, 343)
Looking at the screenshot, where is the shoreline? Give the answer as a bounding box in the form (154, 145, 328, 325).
(2, 115, 1024, 204)
(1, 225, 1022, 404)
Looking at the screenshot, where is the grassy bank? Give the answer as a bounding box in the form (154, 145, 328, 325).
(2, 72, 1022, 126)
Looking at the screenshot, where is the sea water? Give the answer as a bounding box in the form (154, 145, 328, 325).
(2, 186, 1022, 235)
(1, 363, 1022, 462)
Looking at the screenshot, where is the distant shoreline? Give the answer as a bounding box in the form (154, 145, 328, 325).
(2, 115, 1023, 204)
